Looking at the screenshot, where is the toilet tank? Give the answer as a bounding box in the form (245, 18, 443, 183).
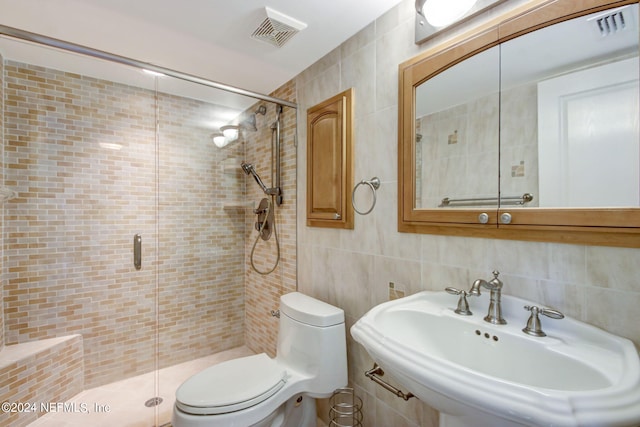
(277, 292, 347, 397)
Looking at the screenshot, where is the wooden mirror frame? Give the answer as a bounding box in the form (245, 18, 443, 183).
(398, 0, 640, 248)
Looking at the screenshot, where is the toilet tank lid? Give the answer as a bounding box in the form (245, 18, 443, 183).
(280, 292, 344, 327)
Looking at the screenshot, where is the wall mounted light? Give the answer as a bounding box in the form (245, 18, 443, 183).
(419, 0, 477, 28)
(213, 124, 241, 148)
(212, 132, 227, 148)
(220, 125, 239, 141)
(415, 0, 507, 44)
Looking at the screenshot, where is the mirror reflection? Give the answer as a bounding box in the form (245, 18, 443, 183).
(415, 4, 639, 209)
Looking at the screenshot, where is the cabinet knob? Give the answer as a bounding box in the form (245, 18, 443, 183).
(500, 212, 512, 224)
(478, 212, 489, 224)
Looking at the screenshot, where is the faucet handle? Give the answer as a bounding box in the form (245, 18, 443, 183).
(488, 270, 503, 289)
(445, 287, 476, 316)
(522, 305, 564, 337)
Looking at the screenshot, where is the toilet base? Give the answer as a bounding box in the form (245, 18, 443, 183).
(173, 393, 317, 427)
(257, 393, 316, 427)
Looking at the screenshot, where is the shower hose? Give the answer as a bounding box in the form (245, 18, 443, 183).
(250, 195, 280, 275)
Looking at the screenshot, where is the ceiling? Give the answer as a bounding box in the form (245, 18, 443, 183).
(0, 0, 404, 103)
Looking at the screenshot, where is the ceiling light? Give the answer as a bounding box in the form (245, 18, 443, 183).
(421, 0, 478, 28)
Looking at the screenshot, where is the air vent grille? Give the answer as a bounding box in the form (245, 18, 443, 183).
(251, 7, 307, 48)
(595, 11, 626, 36)
(588, 6, 638, 37)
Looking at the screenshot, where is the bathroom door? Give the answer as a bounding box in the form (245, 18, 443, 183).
(537, 57, 640, 207)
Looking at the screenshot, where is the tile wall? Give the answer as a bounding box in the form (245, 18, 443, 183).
(2, 61, 244, 389)
(0, 335, 83, 427)
(0, 52, 4, 350)
(417, 83, 538, 208)
(244, 80, 298, 357)
(293, 1, 640, 426)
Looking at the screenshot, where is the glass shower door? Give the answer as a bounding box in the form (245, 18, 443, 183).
(0, 38, 161, 427)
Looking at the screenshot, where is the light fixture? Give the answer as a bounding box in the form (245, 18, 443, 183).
(415, 0, 505, 44)
(418, 0, 478, 28)
(220, 125, 239, 141)
(212, 133, 227, 148)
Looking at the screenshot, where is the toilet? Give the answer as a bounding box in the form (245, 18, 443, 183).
(172, 292, 348, 427)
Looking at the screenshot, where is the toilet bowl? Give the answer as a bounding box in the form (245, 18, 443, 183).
(172, 292, 348, 427)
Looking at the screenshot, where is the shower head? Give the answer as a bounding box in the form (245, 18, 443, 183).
(239, 105, 267, 132)
(241, 161, 269, 194)
(241, 115, 258, 132)
(241, 162, 254, 175)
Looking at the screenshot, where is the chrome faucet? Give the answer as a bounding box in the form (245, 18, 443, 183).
(469, 270, 506, 325)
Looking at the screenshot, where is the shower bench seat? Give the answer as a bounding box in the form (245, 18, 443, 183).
(0, 334, 84, 427)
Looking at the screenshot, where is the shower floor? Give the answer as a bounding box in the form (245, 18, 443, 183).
(29, 346, 254, 427)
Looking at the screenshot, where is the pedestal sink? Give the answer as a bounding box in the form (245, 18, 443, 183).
(350, 291, 640, 427)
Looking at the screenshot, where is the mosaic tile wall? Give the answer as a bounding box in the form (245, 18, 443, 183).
(156, 90, 245, 368)
(243, 80, 297, 357)
(0, 52, 4, 350)
(2, 61, 244, 388)
(0, 335, 84, 427)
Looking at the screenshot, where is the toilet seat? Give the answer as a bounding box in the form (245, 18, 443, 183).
(175, 353, 287, 415)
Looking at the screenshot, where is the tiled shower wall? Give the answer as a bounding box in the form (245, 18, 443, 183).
(2, 61, 244, 388)
(0, 52, 4, 350)
(244, 80, 297, 357)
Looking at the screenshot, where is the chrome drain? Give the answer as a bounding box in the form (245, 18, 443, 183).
(144, 397, 163, 407)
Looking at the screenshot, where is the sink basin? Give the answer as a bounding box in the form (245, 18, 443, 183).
(351, 291, 640, 427)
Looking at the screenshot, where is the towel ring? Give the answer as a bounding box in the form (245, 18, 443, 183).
(352, 177, 380, 215)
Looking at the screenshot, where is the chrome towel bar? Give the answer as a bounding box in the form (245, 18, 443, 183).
(440, 192, 533, 207)
(365, 363, 414, 401)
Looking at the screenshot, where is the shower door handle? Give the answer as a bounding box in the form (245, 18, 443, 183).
(133, 234, 142, 270)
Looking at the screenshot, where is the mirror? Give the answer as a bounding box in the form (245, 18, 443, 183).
(399, 0, 640, 247)
(500, 4, 638, 209)
(415, 45, 500, 209)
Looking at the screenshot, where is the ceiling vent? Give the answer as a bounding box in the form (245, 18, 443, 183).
(251, 7, 307, 48)
(589, 6, 635, 37)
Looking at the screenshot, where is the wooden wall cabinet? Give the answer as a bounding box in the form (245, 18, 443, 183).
(306, 89, 354, 229)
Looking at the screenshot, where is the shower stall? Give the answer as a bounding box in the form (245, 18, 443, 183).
(0, 27, 297, 427)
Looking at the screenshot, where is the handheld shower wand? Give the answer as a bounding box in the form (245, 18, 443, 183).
(241, 161, 280, 196)
(241, 161, 281, 275)
(241, 162, 269, 194)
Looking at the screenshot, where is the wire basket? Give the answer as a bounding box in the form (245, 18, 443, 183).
(329, 387, 363, 427)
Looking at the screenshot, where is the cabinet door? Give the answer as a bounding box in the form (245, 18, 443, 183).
(306, 89, 354, 229)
